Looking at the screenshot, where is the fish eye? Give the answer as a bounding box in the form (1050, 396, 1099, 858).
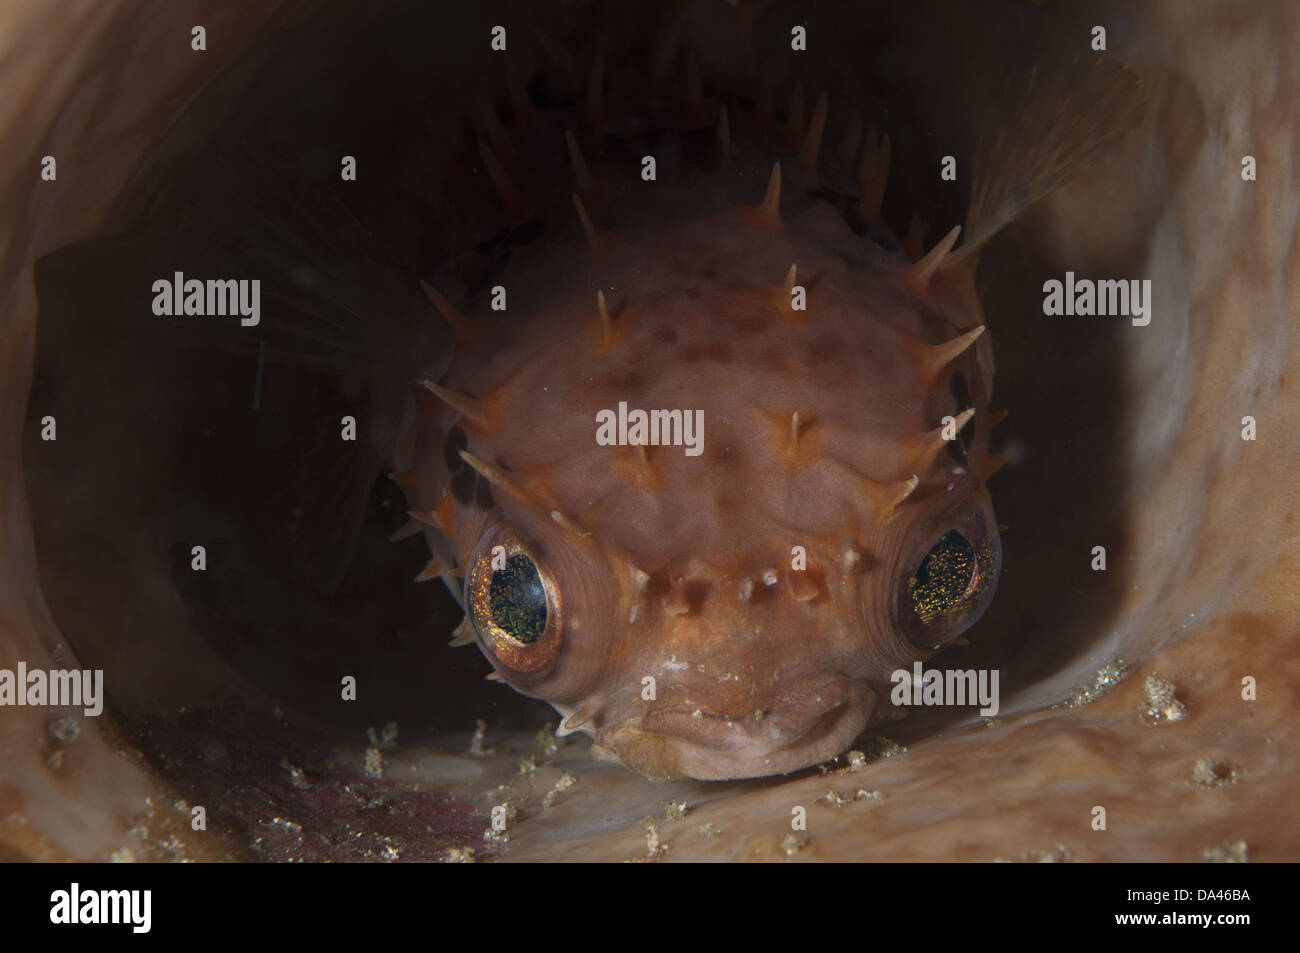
(467, 532, 563, 675)
(908, 530, 976, 624)
(899, 514, 1001, 649)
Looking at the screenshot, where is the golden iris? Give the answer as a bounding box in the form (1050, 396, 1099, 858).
(908, 530, 975, 624)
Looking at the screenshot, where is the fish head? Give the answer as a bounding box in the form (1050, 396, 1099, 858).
(408, 198, 1004, 780)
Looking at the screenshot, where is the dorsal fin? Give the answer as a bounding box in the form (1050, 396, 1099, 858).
(951, 58, 1147, 266)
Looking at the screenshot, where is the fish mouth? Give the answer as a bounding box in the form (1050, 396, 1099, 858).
(592, 678, 876, 781)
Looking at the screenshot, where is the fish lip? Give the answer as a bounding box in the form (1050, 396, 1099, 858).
(642, 677, 858, 743)
(594, 676, 876, 780)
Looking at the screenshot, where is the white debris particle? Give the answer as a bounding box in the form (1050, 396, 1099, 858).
(861, 737, 907, 761)
(995, 844, 1073, 863)
(1190, 757, 1238, 787)
(1202, 840, 1248, 863)
(443, 846, 476, 863)
(366, 721, 399, 750)
(645, 820, 668, 858)
(280, 756, 310, 789)
(47, 715, 81, 743)
(663, 801, 689, 821)
(1060, 657, 1130, 708)
(468, 719, 487, 755)
(482, 802, 518, 845)
(1139, 673, 1187, 726)
(363, 747, 385, 779)
(781, 834, 806, 857)
(542, 771, 577, 808)
(534, 723, 560, 758)
(109, 848, 136, 863)
(824, 788, 884, 807)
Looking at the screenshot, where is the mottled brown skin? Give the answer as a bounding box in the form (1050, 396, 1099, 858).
(386, 117, 1004, 779)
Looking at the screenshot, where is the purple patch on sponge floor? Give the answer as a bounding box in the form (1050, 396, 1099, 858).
(125, 703, 490, 862)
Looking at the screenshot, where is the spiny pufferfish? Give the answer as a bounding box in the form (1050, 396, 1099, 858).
(369, 31, 1140, 781)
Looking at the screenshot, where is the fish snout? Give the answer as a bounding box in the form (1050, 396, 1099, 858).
(590, 674, 876, 780)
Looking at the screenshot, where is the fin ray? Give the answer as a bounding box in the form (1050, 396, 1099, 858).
(954, 59, 1148, 263)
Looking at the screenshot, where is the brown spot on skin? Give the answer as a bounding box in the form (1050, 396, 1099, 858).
(807, 332, 846, 364)
(727, 315, 767, 335)
(759, 343, 789, 370)
(603, 370, 646, 394)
